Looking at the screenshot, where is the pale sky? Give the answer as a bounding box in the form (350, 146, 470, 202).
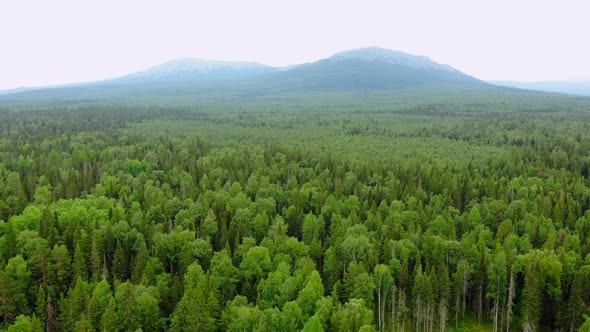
(1, 0, 589, 90)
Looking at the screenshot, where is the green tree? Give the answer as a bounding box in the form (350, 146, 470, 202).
(51, 245, 71, 294)
(487, 250, 507, 332)
(258, 307, 284, 331)
(170, 262, 214, 331)
(373, 264, 393, 332)
(112, 241, 127, 282)
(302, 315, 325, 332)
(332, 299, 373, 332)
(283, 301, 304, 331)
(135, 286, 161, 332)
(114, 282, 139, 331)
(239, 246, 272, 299)
(87, 280, 111, 332)
(100, 297, 117, 332)
(297, 270, 325, 318)
(8, 315, 43, 332)
(2, 221, 18, 261)
(73, 243, 88, 282)
(73, 316, 94, 332)
(0, 256, 30, 323)
(208, 249, 238, 304)
(344, 262, 375, 309)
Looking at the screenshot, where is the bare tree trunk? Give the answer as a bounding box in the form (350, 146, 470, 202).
(523, 318, 533, 332)
(46, 293, 56, 332)
(416, 296, 421, 332)
(569, 303, 576, 332)
(392, 287, 397, 332)
(462, 268, 468, 319)
(455, 292, 460, 328)
(506, 269, 515, 332)
(382, 289, 388, 331)
(399, 290, 406, 332)
(378, 281, 382, 332)
(478, 283, 483, 324)
(422, 301, 430, 332)
(431, 301, 434, 332)
(428, 301, 431, 332)
(493, 299, 499, 332)
(440, 300, 447, 332)
(500, 305, 506, 332)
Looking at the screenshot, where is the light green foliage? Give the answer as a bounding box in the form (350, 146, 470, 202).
(1, 256, 30, 319)
(332, 299, 373, 332)
(100, 297, 117, 332)
(303, 315, 324, 332)
(223, 297, 261, 332)
(340, 225, 374, 267)
(0, 90, 590, 331)
(257, 261, 293, 309)
(73, 316, 93, 332)
(257, 307, 283, 331)
(134, 286, 161, 332)
(88, 280, 112, 330)
(344, 262, 375, 307)
(297, 270, 325, 318)
(209, 249, 239, 303)
(170, 262, 214, 331)
(240, 246, 273, 281)
(282, 301, 304, 331)
(7, 315, 43, 332)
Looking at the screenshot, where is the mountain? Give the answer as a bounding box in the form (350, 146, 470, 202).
(260, 47, 484, 91)
(0, 87, 31, 96)
(491, 80, 590, 96)
(329, 48, 457, 71)
(0, 47, 487, 100)
(0, 60, 276, 100)
(112, 58, 274, 83)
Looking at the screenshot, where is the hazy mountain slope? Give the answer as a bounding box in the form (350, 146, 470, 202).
(0, 87, 31, 96)
(257, 48, 485, 91)
(329, 48, 457, 72)
(0, 47, 489, 100)
(491, 80, 590, 96)
(262, 59, 444, 90)
(112, 58, 274, 83)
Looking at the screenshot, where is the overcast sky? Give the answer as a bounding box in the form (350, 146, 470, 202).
(1, 0, 589, 90)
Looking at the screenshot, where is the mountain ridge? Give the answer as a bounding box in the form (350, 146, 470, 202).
(0, 47, 487, 99)
(112, 58, 274, 83)
(491, 80, 590, 96)
(329, 47, 457, 72)
(258, 47, 483, 91)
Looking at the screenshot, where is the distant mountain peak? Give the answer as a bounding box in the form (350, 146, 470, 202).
(145, 58, 269, 73)
(0, 47, 484, 98)
(329, 47, 456, 72)
(117, 58, 273, 82)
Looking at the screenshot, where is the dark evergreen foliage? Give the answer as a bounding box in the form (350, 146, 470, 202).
(0, 89, 589, 331)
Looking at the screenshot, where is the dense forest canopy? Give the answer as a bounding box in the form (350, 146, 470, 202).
(1, 88, 590, 331)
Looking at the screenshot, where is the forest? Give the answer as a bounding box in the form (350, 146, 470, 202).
(1, 89, 590, 331)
